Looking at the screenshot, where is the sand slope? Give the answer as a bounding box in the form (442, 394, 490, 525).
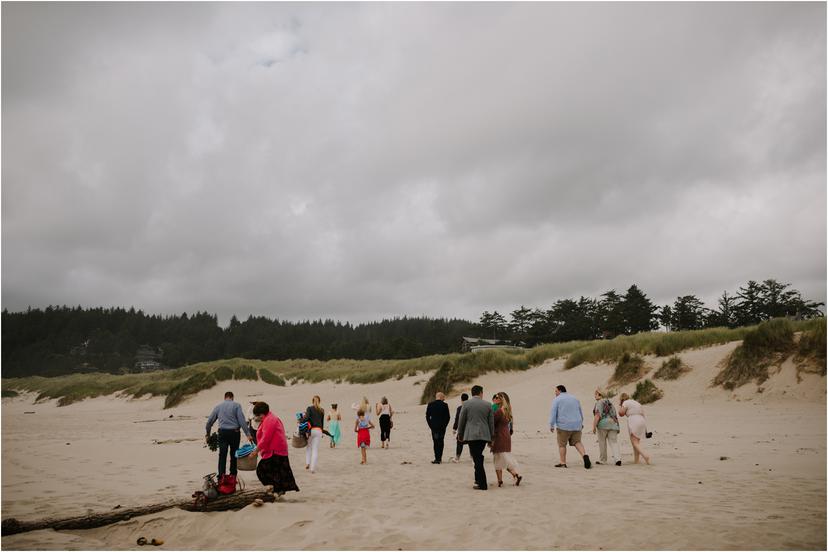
(2, 342, 825, 550)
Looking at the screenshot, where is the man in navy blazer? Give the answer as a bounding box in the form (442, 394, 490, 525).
(426, 392, 451, 464)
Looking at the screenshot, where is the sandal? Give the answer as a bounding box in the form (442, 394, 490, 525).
(554, 463, 567, 468)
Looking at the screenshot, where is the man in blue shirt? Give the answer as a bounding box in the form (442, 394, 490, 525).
(206, 391, 252, 477)
(549, 385, 591, 469)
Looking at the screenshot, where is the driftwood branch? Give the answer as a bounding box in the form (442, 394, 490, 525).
(1, 487, 275, 536)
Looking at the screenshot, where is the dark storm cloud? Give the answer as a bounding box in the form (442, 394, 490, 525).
(2, 2, 825, 325)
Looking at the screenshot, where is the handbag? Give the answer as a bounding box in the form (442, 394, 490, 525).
(389, 419, 394, 429)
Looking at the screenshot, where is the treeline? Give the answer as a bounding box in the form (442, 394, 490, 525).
(0, 307, 476, 378)
(479, 279, 823, 347)
(2, 278, 822, 378)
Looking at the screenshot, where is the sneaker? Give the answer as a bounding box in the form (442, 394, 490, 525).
(583, 454, 592, 469)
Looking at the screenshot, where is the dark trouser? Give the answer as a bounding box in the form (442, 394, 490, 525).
(431, 428, 446, 462)
(468, 440, 488, 489)
(218, 429, 241, 475)
(379, 414, 392, 442)
(249, 423, 258, 445)
(456, 439, 465, 459)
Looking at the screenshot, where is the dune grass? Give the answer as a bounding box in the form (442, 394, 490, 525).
(795, 318, 826, 377)
(611, 353, 648, 386)
(1, 389, 19, 398)
(654, 356, 691, 380)
(4, 317, 821, 407)
(713, 318, 797, 389)
(563, 326, 756, 370)
(633, 379, 663, 404)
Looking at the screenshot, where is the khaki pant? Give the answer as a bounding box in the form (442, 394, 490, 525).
(597, 428, 620, 463)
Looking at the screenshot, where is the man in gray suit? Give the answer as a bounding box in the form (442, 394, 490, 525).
(456, 384, 495, 490)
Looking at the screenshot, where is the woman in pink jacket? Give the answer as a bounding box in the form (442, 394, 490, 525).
(252, 402, 300, 496)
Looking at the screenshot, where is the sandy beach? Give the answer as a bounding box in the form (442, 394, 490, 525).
(2, 341, 825, 550)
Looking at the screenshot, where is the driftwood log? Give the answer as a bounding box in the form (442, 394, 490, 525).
(1, 487, 276, 536)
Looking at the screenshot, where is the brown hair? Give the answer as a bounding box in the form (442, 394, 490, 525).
(357, 409, 365, 417)
(312, 395, 322, 411)
(619, 392, 630, 407)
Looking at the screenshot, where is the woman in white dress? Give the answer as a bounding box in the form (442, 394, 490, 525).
(618, 393, 650, 465)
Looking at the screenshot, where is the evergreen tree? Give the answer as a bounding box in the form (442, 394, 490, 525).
(621, 285, 659, 334)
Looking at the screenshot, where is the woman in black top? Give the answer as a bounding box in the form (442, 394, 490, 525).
(302, 395, 325, 473)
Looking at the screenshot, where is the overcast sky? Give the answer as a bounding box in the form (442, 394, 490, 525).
(2, 2, 826, 326)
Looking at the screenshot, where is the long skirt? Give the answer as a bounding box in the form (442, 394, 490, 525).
(328, 420, 341, 445)
(256, 454, 300, 494)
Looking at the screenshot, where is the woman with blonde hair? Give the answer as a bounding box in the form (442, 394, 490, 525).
(375, 396, 394, 448)
(619, 392, 650, 465)
(302, 395, 325, 473)
(490, 392, 522, 487)
(591, 388, 621, 466)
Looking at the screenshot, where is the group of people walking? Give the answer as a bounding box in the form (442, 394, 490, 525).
(204, 382, 650, 497)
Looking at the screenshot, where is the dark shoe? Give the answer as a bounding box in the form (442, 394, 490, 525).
(473, 483, 487, 490)
(646, 431, 653, 439)
(595, 461, 603, 465)
(431, 460, 441, 464)
(554, 463, 567, 468)
(497, 480, 503, 487)
(583, 455, 592, 469)
(615, 460, 622, 466)
(515, 475, 522, 486)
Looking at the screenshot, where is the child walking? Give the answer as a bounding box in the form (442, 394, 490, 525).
(354, 409, 374, 464)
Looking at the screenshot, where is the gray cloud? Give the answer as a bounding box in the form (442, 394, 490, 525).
(2, 2, 825, 325)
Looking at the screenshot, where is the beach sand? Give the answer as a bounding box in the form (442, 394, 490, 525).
(2, 341, 825, 550)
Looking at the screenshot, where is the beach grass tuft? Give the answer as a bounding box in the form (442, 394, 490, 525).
(632, 379, 663, 404)
(713, 318, 796, 389)
(233, 364, 259, 381)
(213, 365, 234, 382)
(653, 356, 691, 380)
(259, 369, 286, 386)
(2, 389, 20, 398)
(794, 317, 826, 377)
(612, 353, 647, 385)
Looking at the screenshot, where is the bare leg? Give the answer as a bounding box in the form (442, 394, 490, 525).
(558, 446, 567, 465)
(630, 435, 650, 464)
(574, 442, 587, 457)
(360, 448, 367, 464)
(507, 467, 519, 480)
(496, 468, 503, 486)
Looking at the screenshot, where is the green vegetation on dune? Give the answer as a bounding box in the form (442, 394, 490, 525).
(713, 319, 797, 389)
(795, 318, 826, 377)
(4, 318, 822, 407)
(654, 356, 691, 380)
(633, 379, 664, 404)
(564, 326, 755, 370)
(611, 353, 647, 386)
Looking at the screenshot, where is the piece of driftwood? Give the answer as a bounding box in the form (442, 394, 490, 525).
(1, 487, 275, 536)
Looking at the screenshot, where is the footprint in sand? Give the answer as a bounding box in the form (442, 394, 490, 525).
(288, 520, 313, 529)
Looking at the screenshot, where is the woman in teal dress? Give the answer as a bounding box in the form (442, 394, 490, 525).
(327, 403, 342, 448)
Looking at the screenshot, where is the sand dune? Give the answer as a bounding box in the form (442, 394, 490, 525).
(2, 342, 825, 550)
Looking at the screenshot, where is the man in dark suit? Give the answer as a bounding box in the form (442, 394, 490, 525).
(456, 385, 495, 490)
(425, 392, 451, 464)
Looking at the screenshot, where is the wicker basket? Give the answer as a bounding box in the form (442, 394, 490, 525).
(291, 433, 308, 449)
(237, 454, 257, 471)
